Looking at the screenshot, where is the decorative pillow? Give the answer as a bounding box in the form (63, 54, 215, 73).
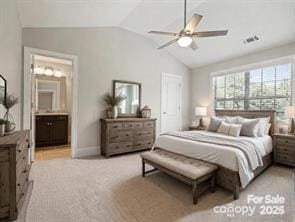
(217, 122, 242, 137)
(237, 116, 270, 137)
(207, 117, 223, 132)
(228, 124, 243, 137)
(237, 118, 260, 137)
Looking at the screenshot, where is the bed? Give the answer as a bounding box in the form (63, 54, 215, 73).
(154, 110, 275, 199)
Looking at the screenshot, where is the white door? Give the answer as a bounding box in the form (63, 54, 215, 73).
(161, 73, 182, 133)
(30, 58, 36, 162)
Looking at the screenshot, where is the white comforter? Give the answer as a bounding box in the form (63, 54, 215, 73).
(154, 131, 272, 188)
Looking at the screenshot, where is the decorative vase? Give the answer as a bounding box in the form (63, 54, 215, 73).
(141, 105, 151, 118)
(3, 109, 16, 133)
(112, 106, 118, 119)
(0, 124, 5, 137)
(106, 108, 113, 119)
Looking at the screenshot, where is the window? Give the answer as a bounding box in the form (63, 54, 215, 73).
(213, 63, 293, 120)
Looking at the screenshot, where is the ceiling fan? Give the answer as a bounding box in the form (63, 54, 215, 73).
(148, 0, 228, 50)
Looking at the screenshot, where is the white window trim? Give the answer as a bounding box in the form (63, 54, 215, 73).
(209, 55, 295, 115)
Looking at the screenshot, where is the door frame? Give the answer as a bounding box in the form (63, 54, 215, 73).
(23, 47, 78, 159)
(160, 72, 182, 134)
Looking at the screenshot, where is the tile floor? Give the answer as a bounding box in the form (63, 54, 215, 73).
(35, 145, 71, 160)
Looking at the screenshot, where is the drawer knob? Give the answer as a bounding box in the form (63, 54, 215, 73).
(17, 183, 20, 187)
(17, 149, 22, 153)
(129, 125, 132, 127)
(23, 156, 26, 160)
(22, 169, 27, 173)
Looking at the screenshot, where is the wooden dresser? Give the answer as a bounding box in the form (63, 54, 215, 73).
(100, 118, 156, 157)
(0, 130, 32, 221)
(274, 134, 295, 167)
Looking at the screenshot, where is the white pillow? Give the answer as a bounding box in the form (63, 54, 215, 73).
(237, 117, 260, 137)
(224, 116, 238, 124)
(237, 116, 270, 137)
(217, 122, 242, 137)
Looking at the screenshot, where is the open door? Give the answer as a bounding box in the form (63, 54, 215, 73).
(30, 57, 36, 162)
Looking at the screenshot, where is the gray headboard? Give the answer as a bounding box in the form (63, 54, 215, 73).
(215, 110, 276, 136)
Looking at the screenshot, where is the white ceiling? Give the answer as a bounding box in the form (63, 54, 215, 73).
(17, 0, 295, 69)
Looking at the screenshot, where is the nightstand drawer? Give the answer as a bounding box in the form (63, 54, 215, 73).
(276, 138, 295, 146)
(276, 153, 295, 166)
(276, 146, 295, 154)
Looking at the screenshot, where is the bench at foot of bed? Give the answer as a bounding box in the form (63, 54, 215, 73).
(140, 149, 218, 204)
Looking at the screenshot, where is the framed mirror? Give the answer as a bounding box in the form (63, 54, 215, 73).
(113, 80, 141, 117)
(0, 75, 7, 106)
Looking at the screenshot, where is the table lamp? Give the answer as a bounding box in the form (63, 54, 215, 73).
(285, 106, 295, 134)
(195, 107, 207, 128)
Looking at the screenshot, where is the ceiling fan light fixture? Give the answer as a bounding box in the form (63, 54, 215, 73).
(177, 36, 192, 47)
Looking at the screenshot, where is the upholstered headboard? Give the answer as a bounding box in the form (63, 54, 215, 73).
(214, 110, 276, 136)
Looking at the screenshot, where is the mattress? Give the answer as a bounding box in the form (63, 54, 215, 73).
(154, 130, 273, 188)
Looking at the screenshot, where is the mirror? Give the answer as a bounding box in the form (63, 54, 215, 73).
(113, 80, 141, 117)
(0, 75, 7, 106)
(36, 78, 66, 112)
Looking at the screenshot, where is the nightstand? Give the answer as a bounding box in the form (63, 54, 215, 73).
(189, 126, 207, 131)
(273, 134, 295, 167)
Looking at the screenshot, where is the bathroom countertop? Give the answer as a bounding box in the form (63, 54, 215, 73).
(35, 113, 69, 116)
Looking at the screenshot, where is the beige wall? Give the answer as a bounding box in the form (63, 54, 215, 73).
(191, 42, 295, 121)
(0, 0, 22, 128)
(23, 27, 191, 153)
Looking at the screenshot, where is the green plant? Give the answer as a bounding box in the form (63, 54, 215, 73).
(103, 93, 126, 107)
(0, 94, 19, 110)
(0, 119, 6, 125)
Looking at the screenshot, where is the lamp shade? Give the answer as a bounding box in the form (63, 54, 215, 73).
(195, 107, 207, 116)
(285, 106, 295, 118)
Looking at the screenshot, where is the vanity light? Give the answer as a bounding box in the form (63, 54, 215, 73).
(34, 66, 45, 75)
(44, 67, 53, 76)
(54, 70, 63, 78)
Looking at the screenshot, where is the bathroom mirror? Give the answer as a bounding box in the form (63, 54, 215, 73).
(0, 75, 7, 106)
(36, 79, 66, 112)
(113, 80, 141, 117)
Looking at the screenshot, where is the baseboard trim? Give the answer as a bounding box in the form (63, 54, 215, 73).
(73, 146, 100, 158)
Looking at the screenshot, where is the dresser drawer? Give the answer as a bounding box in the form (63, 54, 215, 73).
(276, 146, 295, 154)
(276, 153, 295, 166)
(108, 123, 123, 130)
(16, 136, 29, 161)
(124, 122, 143, 129)
(16, 167, 30, 203)
(109, 130, 133, 143)
(134, 129, 153, 139)
(108, 142, 133, 154)
(16, 150, 28, 179)
(133, 139, 154, 150)
(143, 121, 154, 128)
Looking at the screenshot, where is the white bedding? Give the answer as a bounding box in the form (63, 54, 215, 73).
(154, 131, 273, 188)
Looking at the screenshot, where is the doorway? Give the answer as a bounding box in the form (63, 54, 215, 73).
(23, 47, 78, 161)
(161, 73, 182, 133)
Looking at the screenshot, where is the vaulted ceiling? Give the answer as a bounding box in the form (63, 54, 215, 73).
(17, 0, 295, 68)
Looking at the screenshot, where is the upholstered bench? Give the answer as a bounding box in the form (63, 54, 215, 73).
(140, 149, 218, 204)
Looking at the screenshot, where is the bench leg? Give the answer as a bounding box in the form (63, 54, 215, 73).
(211, 173, 216, 193)
(142, 158, 145, 177)
(192, 181, 198, 205)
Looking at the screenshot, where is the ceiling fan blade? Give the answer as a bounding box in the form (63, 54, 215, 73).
(193, 30, 228, 37)
(157, 38, 179, 50)
(148, 31, 178, 36)
(184, 14, 203, 33)
(189, 40, 198, 50)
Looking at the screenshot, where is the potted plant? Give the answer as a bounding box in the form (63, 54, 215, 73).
(103, 93, 126, 119)
(0, 94, 19, 133)
(0, 119, 6, 137)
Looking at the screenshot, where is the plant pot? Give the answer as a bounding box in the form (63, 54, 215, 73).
(112, 106, 118, 119)
(0, 124, 5, 137)
(4, 110, 16, 133)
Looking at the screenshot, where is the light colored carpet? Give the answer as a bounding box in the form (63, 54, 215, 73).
(20, 153, 294, 222)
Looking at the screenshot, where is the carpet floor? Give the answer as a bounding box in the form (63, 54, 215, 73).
(19, 153, 294, 222)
